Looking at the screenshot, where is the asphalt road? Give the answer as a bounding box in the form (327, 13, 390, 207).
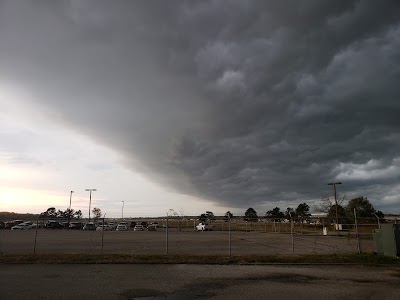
(1, 264, 399, 300)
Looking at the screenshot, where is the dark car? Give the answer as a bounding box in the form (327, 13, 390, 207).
(0, 221, 4, 229)
(69, 222, 83, 230)
(4, 222, 15, 229)
(46, 221, 63, 229)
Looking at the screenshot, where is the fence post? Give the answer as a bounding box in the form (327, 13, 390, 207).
(290, 212, 294, 254)
(33, 215, 40, 255)
(354, 209, 361, 254)
(101, 215, 106, 254)
(166, 216, 169, 255)
(228, 217, 231, 257)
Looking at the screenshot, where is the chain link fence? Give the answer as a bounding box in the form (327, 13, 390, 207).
(0, 216, 389, 256)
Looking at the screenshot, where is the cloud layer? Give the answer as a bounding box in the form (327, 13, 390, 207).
(1, 0, 400, 211)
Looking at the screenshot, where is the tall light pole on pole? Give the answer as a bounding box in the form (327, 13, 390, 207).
(68, 191, 74, 228)
(69, 191, 74, 211)
(328, 182, 342, 232)
(122, 201, 124, 220)
(85, 189, 97, 222)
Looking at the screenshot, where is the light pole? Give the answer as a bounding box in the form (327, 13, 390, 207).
(85, 189, 97, 222)
(69, 191, 74, 211)
(122, 201, 124, 220)
(68, 191, 74, 228)
(328, 182, 342, 232)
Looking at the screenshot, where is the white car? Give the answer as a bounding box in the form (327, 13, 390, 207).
(11, 223, 32, 230)
(196, 223, 213, 231)
(96, 225, 113, 231)
(134, 225, 145, 231)
(116, 224, 128, 231)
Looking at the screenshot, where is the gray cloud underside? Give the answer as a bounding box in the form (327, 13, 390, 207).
(1, 0, 400, 211)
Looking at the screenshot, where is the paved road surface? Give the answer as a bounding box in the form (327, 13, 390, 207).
(0, 265, 400, 300)
(1, 264, 399, 300)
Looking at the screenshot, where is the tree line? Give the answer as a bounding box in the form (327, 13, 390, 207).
(199, 195, 384, 223)
(39, 207, 103, 220)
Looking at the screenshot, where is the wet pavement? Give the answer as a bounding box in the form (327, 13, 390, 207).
(1, 264, 399, 299)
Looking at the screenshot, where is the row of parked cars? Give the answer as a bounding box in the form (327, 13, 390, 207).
(0, 220, 159, 231)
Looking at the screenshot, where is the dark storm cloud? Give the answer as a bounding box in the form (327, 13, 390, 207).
(1, 0, 400, 211)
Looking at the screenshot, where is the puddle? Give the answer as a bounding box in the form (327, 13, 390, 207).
(121, 282, 221, 299)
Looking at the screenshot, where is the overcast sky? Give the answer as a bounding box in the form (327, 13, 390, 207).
(1, 0, 400, 218)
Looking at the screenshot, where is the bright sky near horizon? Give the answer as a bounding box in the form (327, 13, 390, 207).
(0, 84, 222, 217)
(1, 1, 400, 217)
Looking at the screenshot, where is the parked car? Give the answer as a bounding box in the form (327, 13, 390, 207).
(116, 224, 128, 231)
(61, 222, 69, 229)
(11, 223, 32, 230)
(134, 225, 145, 231)
(96, 224, 113, 231)
(69, 222, 83, 230)
(46, 221, 63, 229)
(0, 221, 5, 229)
(31, 222, 45, 229)
(196, 223, 213, 231)
(4, 222, 15, 229)
(147, 224, 157, 231)
(108, 222, 117, 230)
(83, 223, 97, 230)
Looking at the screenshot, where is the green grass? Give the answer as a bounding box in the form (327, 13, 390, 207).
(0, 253, 398, 265)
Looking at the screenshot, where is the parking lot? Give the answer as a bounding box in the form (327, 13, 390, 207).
(0, 228, 374, 256)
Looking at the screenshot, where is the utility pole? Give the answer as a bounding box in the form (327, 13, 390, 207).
(122, 201, 124, 220)
(328, 182, 342, 232)
(85, 189, 97, 222)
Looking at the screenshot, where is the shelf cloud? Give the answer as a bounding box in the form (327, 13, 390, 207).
(1, 0, 400, 211)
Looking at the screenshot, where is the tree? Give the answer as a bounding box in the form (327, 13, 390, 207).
(373, 210, 385, 224)
(199, 211, 215, 223)
(199, 213, 208, 222)
(266, 207, 284, 221)
(39, 207, 57, 218)
(57, 209, 66, 218)
(244, 208, 258, 222)
(285, 207, 294, 220)
(327, 204, 347, 223)
(92, 207, 102, 220)
(206, 211, 215, 220)
(74, 210, 82, 219)
(315, 193, 347, 213)
(224, 211, 233, 221)
(346, 196, 376, 221)
(64, 208, 74, 219)
(295, 203, 310, 222)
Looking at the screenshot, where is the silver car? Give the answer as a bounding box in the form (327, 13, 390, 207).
(116, 224, 128, 231)
(134, 225, 145, 231)
(11, 223, 32, 230)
